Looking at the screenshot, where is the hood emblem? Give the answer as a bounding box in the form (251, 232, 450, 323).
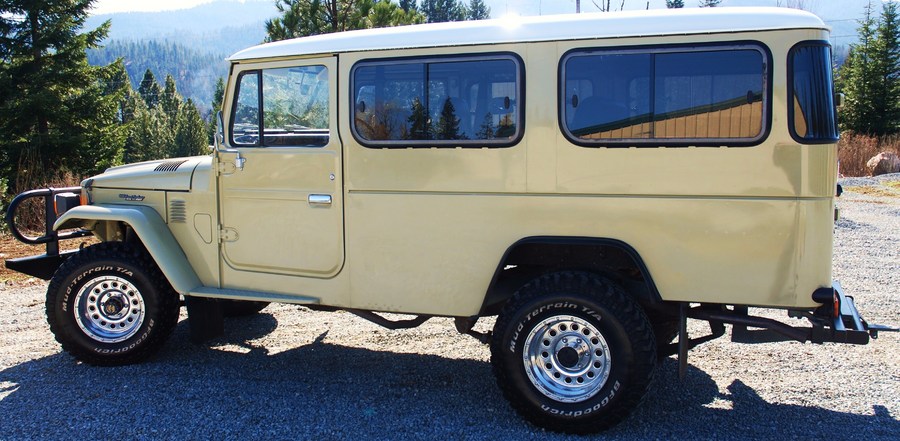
(119, 194, 146, 202)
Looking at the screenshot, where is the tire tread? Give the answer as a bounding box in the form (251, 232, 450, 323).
(46, 242, 180, 366)
(490, 271, 657, 434)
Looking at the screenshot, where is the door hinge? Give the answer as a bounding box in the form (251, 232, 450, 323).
(217, 160, 237, 176)
(219, 227, 239, 243)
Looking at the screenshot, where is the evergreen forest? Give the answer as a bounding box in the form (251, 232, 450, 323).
(1, 0, 900, 214)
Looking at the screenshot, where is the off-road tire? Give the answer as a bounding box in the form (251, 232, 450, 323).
(490, 271, 657, 434)
(46, 242, 180, 366)
(221, 300, 270, 317)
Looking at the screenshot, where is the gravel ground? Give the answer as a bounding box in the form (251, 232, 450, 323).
(1, 187, 898, 440)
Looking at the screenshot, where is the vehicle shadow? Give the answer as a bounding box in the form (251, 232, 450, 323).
(0, 317, 896, 440)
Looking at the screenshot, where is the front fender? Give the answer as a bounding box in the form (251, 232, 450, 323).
(55, 205, 202, 294)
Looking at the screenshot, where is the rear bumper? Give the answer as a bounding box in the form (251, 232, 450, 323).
(684, 280, 897, 347)
(809, 281, 897, 344)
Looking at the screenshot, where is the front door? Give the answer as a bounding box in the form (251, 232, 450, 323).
(218, 57, 343, 282)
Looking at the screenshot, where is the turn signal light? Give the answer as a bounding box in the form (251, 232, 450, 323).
(53, 192, 81, 217)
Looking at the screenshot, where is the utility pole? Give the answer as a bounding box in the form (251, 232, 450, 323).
(577, 0, 581, 13)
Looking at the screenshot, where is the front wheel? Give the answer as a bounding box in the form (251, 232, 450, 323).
(46, 242, 181, 366)
(490, 271, 657, 434)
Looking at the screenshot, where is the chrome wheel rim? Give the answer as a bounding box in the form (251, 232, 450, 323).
(73, 276, 146, 343)
(522, 315, 612, 403)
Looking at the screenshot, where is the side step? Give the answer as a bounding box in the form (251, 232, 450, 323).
(184, 287, 319, 344)
(188, 287, 320, 305)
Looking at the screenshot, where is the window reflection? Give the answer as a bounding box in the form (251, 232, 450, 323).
(353, 57, 520, 145)
(564, 47, 766, 144)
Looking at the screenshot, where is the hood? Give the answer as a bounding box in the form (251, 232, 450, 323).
(84, 156, 211, 191)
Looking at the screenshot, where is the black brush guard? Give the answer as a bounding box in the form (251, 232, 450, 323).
(4, 187, 92, 280)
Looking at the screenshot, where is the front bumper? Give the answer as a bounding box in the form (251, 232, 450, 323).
(4, 187, 91, 280)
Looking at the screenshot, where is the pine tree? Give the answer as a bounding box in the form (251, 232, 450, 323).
(698, 0, 721, 7)
(0, 0, 127, 191)
(467, 0, 490, 20)
(160, 74, 183, 127)
(407, 97, 432, 140)
(838, 0, 900, 134)
(871, 0, 900, 133)
(420, 0, 467, 23)
(266, 0, 424, 42)
(476, 112, 495, 139)
(436, 98, 462, 140)
(122, 90, 151, 163)
(666, 0, 684, 8)
(175, 100, 209, 157)
(208, 77, 226, 145)
(138, 69, 163, 110)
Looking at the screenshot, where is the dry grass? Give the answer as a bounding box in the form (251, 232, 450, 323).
(838, 132, 900, 177)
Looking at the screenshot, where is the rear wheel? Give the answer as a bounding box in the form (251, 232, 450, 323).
(490, 271, 656, 434)
(46, 242, 180, 366)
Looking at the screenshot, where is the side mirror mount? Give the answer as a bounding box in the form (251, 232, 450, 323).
(215, 111, 225, 150)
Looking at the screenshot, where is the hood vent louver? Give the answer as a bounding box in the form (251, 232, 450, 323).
(154, 159, 189, 172)
(169, 200, 187, 223)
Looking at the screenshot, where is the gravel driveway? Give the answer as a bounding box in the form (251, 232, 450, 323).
(1, 186, 898, 440)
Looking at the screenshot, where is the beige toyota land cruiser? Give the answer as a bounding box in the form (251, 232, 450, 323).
(6, 8, 896, 434)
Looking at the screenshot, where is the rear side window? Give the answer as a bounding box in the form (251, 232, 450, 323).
(789, 42, 838, 143)
(351, 54, 523, 148)
(561, 44, 770, 147)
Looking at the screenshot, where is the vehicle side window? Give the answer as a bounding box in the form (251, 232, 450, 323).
(562, 44, 770, 147)
(232, 72, 260, 146)
(788, 42, 838, 143)
(352, 54, 523, 148)
(230, 65, 330, 148)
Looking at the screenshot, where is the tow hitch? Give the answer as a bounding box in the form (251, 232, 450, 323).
(663, 281, 897, 378)
(808, 281, 899, 343)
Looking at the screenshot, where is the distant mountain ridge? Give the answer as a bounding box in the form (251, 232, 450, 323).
(85, 1, 276, 113)
(86, 0, 276, 56)
(84, 0, 878, 114)
(85, 0, 878, 56)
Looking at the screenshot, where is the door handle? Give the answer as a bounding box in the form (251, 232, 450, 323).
(308, 194, 332, 207)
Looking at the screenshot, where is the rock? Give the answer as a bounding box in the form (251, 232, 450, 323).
(866, 151, 900, 176)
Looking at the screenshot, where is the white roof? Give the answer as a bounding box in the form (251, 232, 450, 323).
(229, 7, 828, 62)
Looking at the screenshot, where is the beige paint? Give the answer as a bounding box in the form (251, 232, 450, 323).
(67, 26, 838, 316)
(216, 56, 350, 306)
